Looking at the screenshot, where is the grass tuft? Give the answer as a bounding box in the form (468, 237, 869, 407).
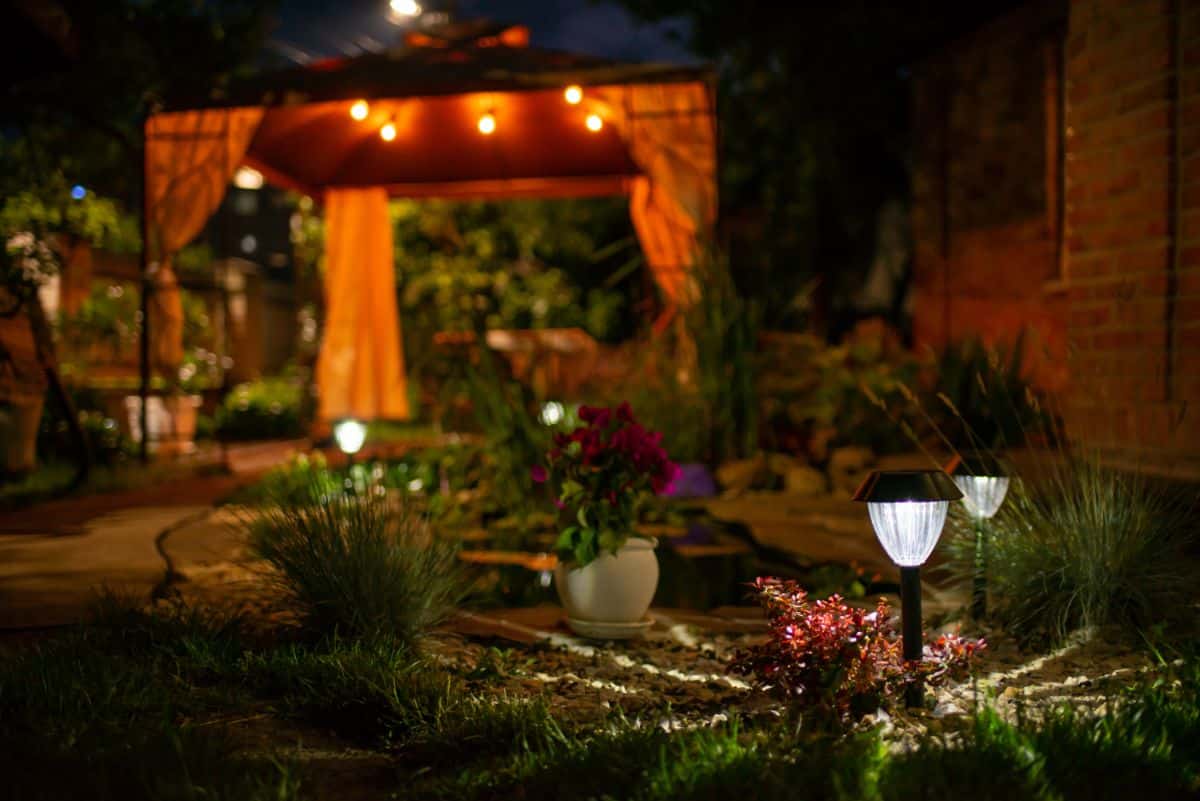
(247, 485, 468, 644)
(945, 454, 1197, 646)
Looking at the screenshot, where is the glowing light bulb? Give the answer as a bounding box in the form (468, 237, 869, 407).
(233, 166, 263, 190)
(564, 85, 583, 105)
(350, 100, 369, 120)
(380, 121, 397, 141)
(334, 419, 367, 456)
(477, 112, 496, 135)
(585, 113, 603, 132)
(390, 0, 421, 16)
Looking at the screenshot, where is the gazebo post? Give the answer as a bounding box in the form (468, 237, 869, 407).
(138, 116, 151, 464)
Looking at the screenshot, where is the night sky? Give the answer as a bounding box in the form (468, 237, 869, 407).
(270, 0, 696, 65)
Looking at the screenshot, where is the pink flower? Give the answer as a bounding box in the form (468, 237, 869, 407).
(530, 465, 547, 483)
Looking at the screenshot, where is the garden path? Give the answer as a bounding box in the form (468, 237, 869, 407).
(0, 440, 302, 629)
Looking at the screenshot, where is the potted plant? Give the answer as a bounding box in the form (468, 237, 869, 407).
(532, 402, 677, 638)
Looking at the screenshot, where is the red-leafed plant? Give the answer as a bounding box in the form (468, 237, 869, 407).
(729, 577, 985, 719)
(532, 402, 677, 567)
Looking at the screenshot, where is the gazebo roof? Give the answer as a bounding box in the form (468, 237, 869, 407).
(155, 21, 714, 198)
(167, 21, 712, 111)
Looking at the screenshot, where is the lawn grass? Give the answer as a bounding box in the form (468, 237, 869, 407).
(1, 596, 1197, 800)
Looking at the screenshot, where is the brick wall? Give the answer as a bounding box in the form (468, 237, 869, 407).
(1064, 0, 1199, 474)
(913, 0, 1200, 475)
(911, 1, 1070, 392)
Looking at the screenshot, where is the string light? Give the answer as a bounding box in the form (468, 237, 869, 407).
(389, 0, 421, 16)
(350, 99, 369, 120)
(477, 111, 496, 135)
(564, 85, 583, 105)
(380, 120, 397, 141)
(585, 113, 603, 132)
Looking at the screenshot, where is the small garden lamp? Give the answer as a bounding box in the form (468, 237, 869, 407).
(854, 469, 962, 707)
(334, 418, 367, 466)
(948, 451, 1010, 621)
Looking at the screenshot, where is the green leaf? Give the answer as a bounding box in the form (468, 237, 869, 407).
(573, 538, 597, 567)
(554, 526, 578, 553)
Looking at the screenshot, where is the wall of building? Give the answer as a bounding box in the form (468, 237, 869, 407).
(911, 1, 1070, 392)
(1063, 0, 1200, 474)
(913, 0, 1200, 475)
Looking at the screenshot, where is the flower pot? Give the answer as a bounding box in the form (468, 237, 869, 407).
(555, 537, 659, 636)
(123, 394, 200, 457)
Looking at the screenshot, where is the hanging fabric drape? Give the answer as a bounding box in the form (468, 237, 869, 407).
(597, 82, 717, 311)
(144, 107, 263, 372)
(316, 187, 410, 421)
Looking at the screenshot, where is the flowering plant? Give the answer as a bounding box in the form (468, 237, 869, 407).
(532, 402, 677, 567)
(729, 577, 985, 720)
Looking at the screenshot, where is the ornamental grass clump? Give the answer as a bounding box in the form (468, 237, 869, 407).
(248, 485, 467, 645)
(974, 455, 1196, 647)
(532, 402, 677, 566)
(730, 578, 984, 720)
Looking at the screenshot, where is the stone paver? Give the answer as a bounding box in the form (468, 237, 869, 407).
(0, 505, 211, 627)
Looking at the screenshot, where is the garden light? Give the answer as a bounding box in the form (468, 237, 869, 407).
(233, 166, 263, 190)
(477, 111, 496, 135)
(585, 113, 603, 132)
(854, 469, 962, 707)
(70, 184, 87, 200)
(350, 99, 369, 120)
(334, 418, 367, 463)
(564, 85, 583, 104)
(539, 401, 565, 426)
(380, 120, 397, 141)
(949, 451, 1010, 621)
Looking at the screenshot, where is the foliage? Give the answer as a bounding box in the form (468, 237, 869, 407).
(456, 344, 551, 515)
(535, 403, 678, 566)
(930, 330, 1059, 449)
(948, 455, 1197, 647)
(759, 329, 923, 457)
(215, 376, 305, 441)
(729, 578, 984, 720)
(393, 198, 637, 345)
(0, 179, 122, 250)
(1, 231, 57, 304)
(247, 485, 467, 644)
(4, 1, 273, 203)
(38, 402, 130, 467)
(684, 249, 760, 463)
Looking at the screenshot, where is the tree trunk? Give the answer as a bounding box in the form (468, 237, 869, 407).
(24, 293, 92, 489)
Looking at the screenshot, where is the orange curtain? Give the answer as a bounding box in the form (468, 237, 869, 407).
(144, 107, 263, 372)
(316, 188, 410, 421)
(597, 82, 717, 311)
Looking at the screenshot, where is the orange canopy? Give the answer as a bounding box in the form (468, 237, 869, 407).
(144, 21, 716, 421)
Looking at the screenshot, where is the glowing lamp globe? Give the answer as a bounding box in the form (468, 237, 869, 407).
(380, 121, 397, 142)
(564, 85, 583, 104)
(477, 112, 496, 135)
(854, 469, 961, 707)
(949, 451, 1010, 520)
(585, 113, 603, 132)
(334, 419, 367, 457)
(350, 99, 369, 121)
(853, 470, 962, 566)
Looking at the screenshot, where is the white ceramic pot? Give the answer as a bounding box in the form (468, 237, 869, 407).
(555, 537, 659, 627)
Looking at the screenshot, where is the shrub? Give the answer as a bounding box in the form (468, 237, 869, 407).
(954, 455, 1197, 647)
(215, 377, 305, 441)
(247, 486, 467, 644)
(729, 578, 984, 720)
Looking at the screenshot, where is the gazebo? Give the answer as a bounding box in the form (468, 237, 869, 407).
(141, 20, 716, 428)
